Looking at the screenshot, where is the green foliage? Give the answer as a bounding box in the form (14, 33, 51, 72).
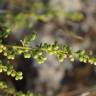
(0, 27, 41, 96)
(0, 81, 41, 96)
(0, 1, 95, 95)
(21, 32, 37, 47)
(1, 1, 84, 32)
(0, 26, 96, 95)
(0, 26, 11, 38)
(0, 28, 96, 65)
(0, 60, 23, 80)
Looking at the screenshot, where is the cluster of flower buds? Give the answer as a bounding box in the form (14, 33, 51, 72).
(0, 61, 23, 80)
(77, 50, 96, 65)
(0, 39, 96, 65)
(0, 81, 7, 89)
(0, 81, 41, 96)
(0, 32, 96, 82)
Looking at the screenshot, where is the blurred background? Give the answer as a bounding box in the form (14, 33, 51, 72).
(0, 0, 96, 96)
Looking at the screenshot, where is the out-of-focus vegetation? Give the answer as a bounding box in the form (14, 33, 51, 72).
(0, 0, 96, 96)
